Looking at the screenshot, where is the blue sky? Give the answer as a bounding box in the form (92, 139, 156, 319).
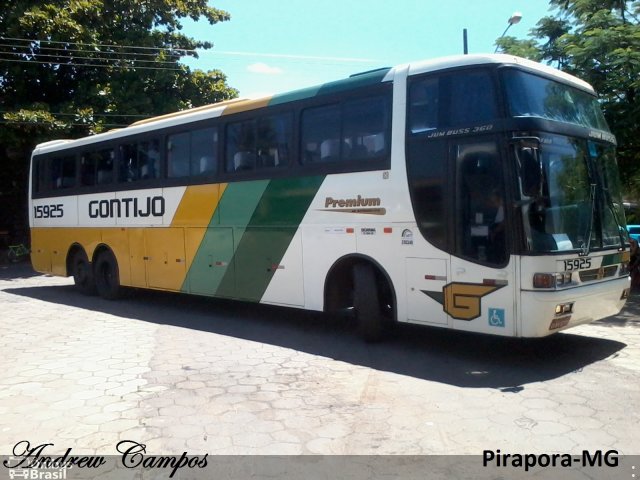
(182, 1, 554, 97)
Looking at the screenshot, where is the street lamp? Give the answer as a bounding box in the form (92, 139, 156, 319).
(494, 12, 523, 53)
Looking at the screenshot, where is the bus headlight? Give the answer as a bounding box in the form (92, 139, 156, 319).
(555, 302, 574, 315)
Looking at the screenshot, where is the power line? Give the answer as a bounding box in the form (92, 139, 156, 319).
(0, 120, 129, 127)
(0, 57, 186, 71)
(0, 51, 379, 73)
(1, 36, 380, 65)
(0, 110, 151, 118)
(0, 42, 183, 60)
(1, 36, 197, 55)
(0, 50, 181, 66)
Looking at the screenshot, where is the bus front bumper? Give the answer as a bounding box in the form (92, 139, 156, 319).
(519, 276, 630, 338)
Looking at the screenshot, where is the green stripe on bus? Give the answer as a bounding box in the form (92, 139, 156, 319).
(602, 252, 622, 266)
(269, 68, 391, 106)
(216, 175, 325, 301)
(182, 180, 270, 295)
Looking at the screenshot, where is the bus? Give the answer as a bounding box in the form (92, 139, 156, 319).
(29, 54, 631, 340)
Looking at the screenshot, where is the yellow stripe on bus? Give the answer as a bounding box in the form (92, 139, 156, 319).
(222, 97, 272, 116)
(171, 184, 225, 227)
(171, 183, 228, 275)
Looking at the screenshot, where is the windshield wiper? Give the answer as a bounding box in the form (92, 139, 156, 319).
(602, 187, 627, 250)
(581, 183, 596, 257)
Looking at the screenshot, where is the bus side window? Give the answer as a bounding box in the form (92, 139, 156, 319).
(406, 139, 448, 250)
(96, 149, 114, 185)
(35, 157, 48, 193)
(226, 120, 256, 172)
(301, 104, 340, 164)
(257, 114, 291, 169)
(50, 155, 76, 189)
(49, 157, 61, 189)
(343, 95, 389, 161)
(139, 140, 160, 180)
(191, 127, 218, 176)
(167, 133, 190, 178)
(81, 153, 97, 186)
(119, 144, 138, 182)
(409, 78, 439, 133)
(447, 71, 497, 127)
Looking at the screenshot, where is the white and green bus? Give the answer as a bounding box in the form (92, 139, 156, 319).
(29, 54, 631, 340)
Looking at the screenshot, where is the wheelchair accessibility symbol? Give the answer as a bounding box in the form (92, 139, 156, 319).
(488, 308, 505, 327)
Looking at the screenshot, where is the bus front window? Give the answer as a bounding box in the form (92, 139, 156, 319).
(518, 134, 627, 254)
(593, 142, 628, 248)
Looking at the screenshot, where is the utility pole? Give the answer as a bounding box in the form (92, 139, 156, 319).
(463, 29, 468, 55)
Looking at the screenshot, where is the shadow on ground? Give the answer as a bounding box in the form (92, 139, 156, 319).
(3, 263, 634, 391)
(0, 261, 40, 280)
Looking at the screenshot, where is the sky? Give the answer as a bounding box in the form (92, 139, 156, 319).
(182, 1, 554, 97)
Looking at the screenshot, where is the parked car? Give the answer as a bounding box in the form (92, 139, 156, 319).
(627, 225, 640, 243)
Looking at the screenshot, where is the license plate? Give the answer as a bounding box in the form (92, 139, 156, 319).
(560, 257, 594, 272)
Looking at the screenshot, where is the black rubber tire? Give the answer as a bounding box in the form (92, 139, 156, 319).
(94, 250, 121, 300)
(71, 249, 96, 295)
(353, 263, 385, 342)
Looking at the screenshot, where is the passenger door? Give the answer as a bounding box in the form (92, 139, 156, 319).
(449, 138, 516, 336)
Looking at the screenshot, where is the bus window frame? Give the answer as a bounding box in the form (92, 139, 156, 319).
(406, 65, 504, 135)
(297, 85, 393, 176)
(223, 110, 294, 176)
(31, 82, 393, 199)
(79, 147, 116, 188)
(32, 152, 80, 196)
(117, 134, 165, 190)
(77, 142, 119, 193)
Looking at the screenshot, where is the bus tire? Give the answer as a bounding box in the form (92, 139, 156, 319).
(94, 250, 121, 300)
(353, 263, 385, 342)
(71, 250, 96, 295)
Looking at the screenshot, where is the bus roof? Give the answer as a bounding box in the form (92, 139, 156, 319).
(33, 54, 594, 155)
(33, 65, 393, 155)
(406, 53, 595, 93)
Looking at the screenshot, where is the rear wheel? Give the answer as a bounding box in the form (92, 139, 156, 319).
(353, 263, 387, 342)
(71, 250, 96, 295)
(94, 250, 121, 300)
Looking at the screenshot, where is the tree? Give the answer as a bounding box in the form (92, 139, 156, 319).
(496, 0, 640, 206)
(0, 0, 238, 239)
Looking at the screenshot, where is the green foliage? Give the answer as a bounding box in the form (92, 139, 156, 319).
(0, 0, 238, 234)
(495, 0, 640, 202)
(495, 36, 544, 61)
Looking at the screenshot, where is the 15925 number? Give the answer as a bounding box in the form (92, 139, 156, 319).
(34, 204, 64, 218)
(564, 258, 592, 271)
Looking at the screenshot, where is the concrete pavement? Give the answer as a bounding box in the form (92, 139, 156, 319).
(1, 262, 638, 455)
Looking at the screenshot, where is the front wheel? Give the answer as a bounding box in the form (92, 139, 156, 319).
(353, 263, 388, 342)
(71, 250, 96, 295)
(94, 250, 121, 300)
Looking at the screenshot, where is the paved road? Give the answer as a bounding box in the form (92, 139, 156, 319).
(0, 262, 638, 455)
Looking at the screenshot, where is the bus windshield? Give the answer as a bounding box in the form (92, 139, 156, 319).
(519, 134, 627, 254)
(503, 69, 609, 132)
